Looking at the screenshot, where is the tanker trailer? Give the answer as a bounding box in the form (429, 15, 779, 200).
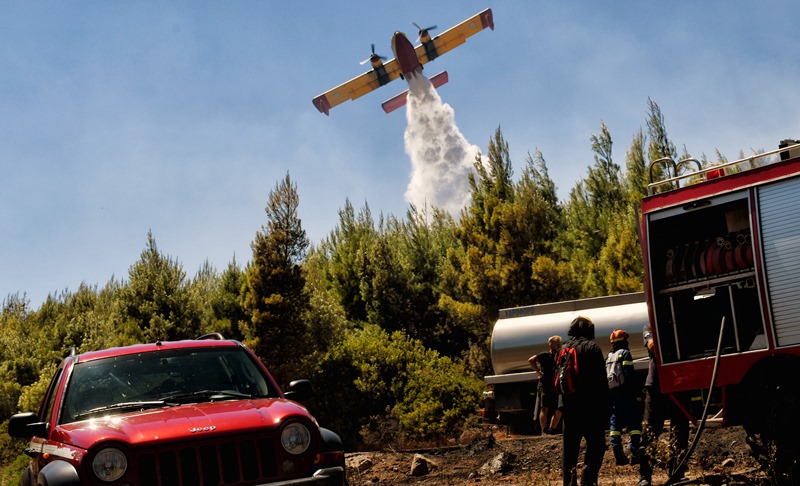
(481, 292, 650, 434)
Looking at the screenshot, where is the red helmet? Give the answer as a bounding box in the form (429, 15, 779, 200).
(610, 329, 629, 343)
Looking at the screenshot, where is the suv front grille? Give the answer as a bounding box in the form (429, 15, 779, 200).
(138, 437, 279, 485)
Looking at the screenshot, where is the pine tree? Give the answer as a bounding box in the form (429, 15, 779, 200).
(210, 257, 247, 341)
(242, 173, 310, 387)
(598, 207, 644, 293)
(121, 231, 201, 341)
(451, 128, 515, 311)
(645, 98, 678, 193)
(624, 128, 648, 204)
(517, 149, 580, 302)
(563, 121, 626, 295)
(318, 199, 377, 323)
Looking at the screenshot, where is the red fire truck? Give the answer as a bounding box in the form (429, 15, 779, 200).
(640, 139, 800, 479)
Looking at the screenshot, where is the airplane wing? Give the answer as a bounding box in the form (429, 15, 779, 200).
(312, 58, 404, 115)
(415, 8, 494, 64)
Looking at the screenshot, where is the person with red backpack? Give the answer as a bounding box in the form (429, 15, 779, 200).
(606, 329, 642, 466)
(558, 316, 609, 486)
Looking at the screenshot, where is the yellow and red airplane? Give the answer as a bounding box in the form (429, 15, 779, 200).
(312, 8, 494, 116)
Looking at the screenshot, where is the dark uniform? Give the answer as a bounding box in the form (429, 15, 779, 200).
(606, 330, 642, 465)
(534, 350, 559, 414)
(637, 323, 690, 486)
(560, 316, 609, 486)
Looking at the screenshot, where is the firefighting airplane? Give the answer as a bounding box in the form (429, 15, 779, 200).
(312, 8, 494, 116)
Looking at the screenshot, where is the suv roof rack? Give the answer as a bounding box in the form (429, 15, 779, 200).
(196, 333, 226, 341)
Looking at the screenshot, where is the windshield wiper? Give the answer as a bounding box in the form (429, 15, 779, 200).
(74, 400, 171, 419)
(159, 390, 254, 403)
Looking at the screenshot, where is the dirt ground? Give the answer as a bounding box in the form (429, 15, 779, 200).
(345, 424, 770, 485)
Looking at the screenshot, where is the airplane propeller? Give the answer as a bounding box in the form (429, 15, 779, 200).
(360, 44, 388, 65)
(413, 22, 437, 42)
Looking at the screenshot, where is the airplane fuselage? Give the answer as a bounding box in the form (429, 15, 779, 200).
(391, 32, 422, 79)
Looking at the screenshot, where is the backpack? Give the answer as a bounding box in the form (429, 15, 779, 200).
(606, 350, 626, 389)
(553, 345, 580, 394)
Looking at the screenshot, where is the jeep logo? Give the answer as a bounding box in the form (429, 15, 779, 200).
(189, 426, 217, 433)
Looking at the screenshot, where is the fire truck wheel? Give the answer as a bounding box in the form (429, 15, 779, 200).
(741, 356, 800, 485)
(745, 393, 800, 486)
(769, 394, 800, 485)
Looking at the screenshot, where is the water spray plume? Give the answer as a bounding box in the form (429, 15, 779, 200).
(403, 74, 483, 219)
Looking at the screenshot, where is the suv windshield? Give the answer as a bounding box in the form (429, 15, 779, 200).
(62, 346, 276, 423)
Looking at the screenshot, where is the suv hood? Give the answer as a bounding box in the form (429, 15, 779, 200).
(56, 398, 315, 450)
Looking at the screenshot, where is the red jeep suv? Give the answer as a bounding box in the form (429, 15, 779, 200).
(8, 334, 346, 486)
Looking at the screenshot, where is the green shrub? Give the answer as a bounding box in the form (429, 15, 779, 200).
(313, 324, 482, 450)
(0, 421, 30, 484)
(16, 362, 57, 414)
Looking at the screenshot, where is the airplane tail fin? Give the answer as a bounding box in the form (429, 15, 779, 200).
(381, 71, 449, 114)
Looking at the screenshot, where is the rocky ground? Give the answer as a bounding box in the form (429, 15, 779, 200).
(345, 424, 771, 485)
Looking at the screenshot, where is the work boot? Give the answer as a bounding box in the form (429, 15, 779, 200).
(580, 465, 598, 486)
(638, 449, 652, 486)
(630, 435, 641, 464)
(563, 466, 578, 486)
(612, 446, 629, 466)
(667, 461, 688, 484)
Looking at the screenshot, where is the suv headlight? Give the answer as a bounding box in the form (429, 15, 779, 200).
(92, 447, 127, 482)
(281, 423, 311, 455)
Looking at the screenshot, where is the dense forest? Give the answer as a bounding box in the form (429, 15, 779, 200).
(0, 100, 743, 480)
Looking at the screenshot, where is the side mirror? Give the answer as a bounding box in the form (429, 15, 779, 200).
(8, 412, 47, 439)
(283, 379, 313, 404)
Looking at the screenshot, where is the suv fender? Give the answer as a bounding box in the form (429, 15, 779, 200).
(320, 427, 343, 452)
(37, 460, 79, 486)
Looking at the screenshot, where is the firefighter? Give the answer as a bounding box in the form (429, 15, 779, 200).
(606, 329, 642, 466)
(638, 322, 690, 486)
(559, 316, 609, 486)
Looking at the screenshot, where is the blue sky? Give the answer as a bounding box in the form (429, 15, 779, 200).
(2, 2, 798, 308)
